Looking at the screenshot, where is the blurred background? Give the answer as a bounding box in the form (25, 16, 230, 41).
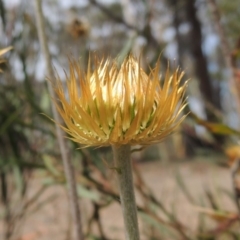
(1, 0, 240, 239)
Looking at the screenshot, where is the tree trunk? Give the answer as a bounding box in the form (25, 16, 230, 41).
(185, 0, 221, 119)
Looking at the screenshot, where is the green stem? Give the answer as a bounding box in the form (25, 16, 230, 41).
(112, 145, 140, 240)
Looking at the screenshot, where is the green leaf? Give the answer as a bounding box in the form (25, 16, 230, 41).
(175, 170, 196, 204)
(43, 154, 61, 177)
(0, 107, 22, 136)
(117, 33, 137, 66)
(190, 113, 240, 136)
(77, 185, 100, 201)
(139, 212, 177, 239)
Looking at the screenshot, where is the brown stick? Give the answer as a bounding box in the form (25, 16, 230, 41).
(34, 1, 84, 239)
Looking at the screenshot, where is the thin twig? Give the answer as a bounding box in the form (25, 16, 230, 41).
(34, 1, 84, 239)
(133, 164, 191, 240)
(230, 158, 240, 215)
(79, 148, 194, 237)
(88, 0, 139, 32)
(88, 0, 159, 48)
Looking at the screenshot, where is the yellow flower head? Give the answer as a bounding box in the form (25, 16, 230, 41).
(53, 56, 187, 147)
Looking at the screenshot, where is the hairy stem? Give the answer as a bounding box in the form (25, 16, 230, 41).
(34, 1, 84, 239)
(112, 145, 140, 240)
